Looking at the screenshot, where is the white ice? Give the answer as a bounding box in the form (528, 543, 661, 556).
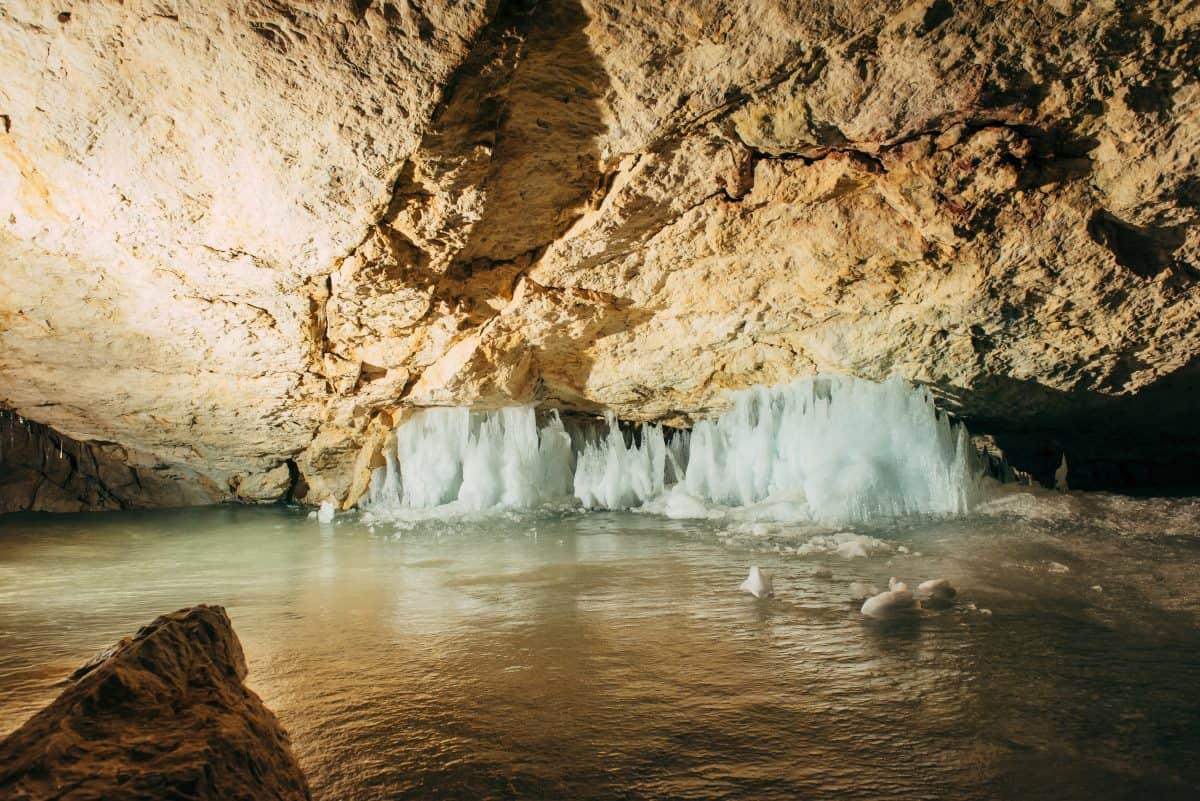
(918, 578, 956, 599)
(740, 566, 774, 599)
(861, 587, 915, 618)
(366, 406, 574, 512)
(848, 581, 880, 600)
(362, 375, 983, 524)
(1054, 454, 1070, 491)
(680, 375, 981, 523)
(317, 499, 336, 523)
(574, 413, 674, 510)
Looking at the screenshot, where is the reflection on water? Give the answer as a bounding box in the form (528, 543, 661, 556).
(1, 498, 1199, 800)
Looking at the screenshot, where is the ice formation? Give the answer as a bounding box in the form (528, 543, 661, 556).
(317, 499, 336, 523)
(1054, 454, 1070, 491)
(363, 375, 982, 523)
(740, 566, 774, 599)
(918, 578, 956, 600)
(366, 406, 573, 511)
(848, 581, 880, 601)
(573, 413, 684, 510)
(682, 377, 980, 521)
(861, 587, 915, 619)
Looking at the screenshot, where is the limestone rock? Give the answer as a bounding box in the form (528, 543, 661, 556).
(234, 462, 294, 504)
(1, 0, 1197, 508)
(0, 412, 223, 511)
(0, 605, 311, 801)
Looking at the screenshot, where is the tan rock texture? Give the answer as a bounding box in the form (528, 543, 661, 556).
(0, 605, 311, 801)
(1, 0, 1197, 505)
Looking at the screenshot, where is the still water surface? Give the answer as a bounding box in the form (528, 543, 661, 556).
(1, 492, 1199, 800)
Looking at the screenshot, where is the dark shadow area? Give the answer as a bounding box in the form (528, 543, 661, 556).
(374, 0, 656, 410)
(1087, 209, 1189, 279)
(953, 357, 1200, 491)
(0, 410, 221, 512)
(958, 607, 1200, 801)
(385, 0, 610, 273)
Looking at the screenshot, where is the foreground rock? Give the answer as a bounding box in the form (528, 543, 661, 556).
(1, 1, 1197, 506)
(0, 605, 311, 801)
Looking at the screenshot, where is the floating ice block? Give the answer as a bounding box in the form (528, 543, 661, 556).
(740, 566, 774, 599)
(861, 588, 915, 619)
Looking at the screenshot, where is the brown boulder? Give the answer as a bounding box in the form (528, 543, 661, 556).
(0, 605, 310, 801)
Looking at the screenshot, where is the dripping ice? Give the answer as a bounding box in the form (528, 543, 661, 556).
(367, 406, 574, 512)
(363, 375, 983, 524)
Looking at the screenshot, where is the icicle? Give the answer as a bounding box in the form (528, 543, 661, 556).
(366, 405, 575, 512)
(572, 413, 670, 510)
(679, 376, 981, 522)
(363, 375, 982, 523)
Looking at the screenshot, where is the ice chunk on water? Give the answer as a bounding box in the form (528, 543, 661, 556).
(861, 588, 915, 618)
(836, 540, 869, 559)
(849, 581, 880, 600)
(918, 578, 956, 599)
(317, 500, 336, 523)
(740, 566, 774, 599)
(918, 578, 957, 609)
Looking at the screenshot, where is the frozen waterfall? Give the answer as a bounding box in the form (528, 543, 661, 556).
(680, 376, 980, 520)
(367, 406, 574, 512)
(363, 376, 982, 523)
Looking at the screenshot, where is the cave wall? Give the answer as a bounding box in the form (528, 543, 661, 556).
(0, 409, 233, 512)
(1, 0, 1197, 510)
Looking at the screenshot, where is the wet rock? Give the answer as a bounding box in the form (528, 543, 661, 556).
(0, 605, 311, 801)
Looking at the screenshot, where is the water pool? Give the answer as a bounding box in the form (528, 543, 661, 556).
(2, 491, 1198, 799)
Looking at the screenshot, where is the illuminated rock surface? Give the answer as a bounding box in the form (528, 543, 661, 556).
(0, 605, 311, 801)
(1, 0, 1198, 509)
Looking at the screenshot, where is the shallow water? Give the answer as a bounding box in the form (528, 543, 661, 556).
(2, 490, 1199, 800)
